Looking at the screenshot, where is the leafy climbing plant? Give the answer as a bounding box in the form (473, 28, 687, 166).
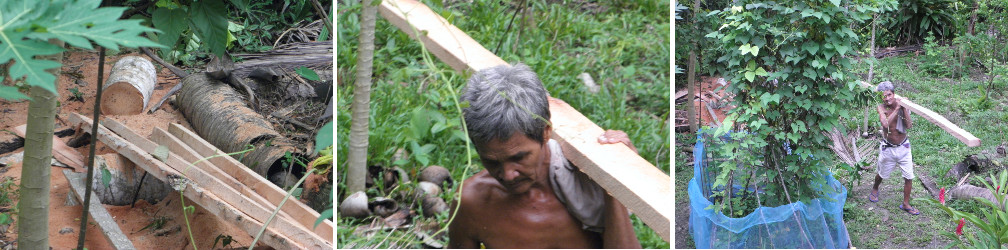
(702, 0, 891, 213)
(150, 0, 231, 63)
(0, 0, 164, 100)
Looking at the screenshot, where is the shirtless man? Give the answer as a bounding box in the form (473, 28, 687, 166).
(868, 81, 918, 215)
(448, 64, 642, 248)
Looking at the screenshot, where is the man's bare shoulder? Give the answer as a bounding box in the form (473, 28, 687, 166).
(459, 170, 503, 206)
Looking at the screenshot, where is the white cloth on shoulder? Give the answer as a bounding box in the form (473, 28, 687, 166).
(547, 139, 606, 233)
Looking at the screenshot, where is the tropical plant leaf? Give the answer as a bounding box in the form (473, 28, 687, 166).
(0, 0, 163, 98)
(152, 7, 188, 49)
(189, 0, 229, 57)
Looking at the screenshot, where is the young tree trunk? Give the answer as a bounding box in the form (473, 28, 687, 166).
(18, 39, 64, 250)
(348, 0, 378, 194)
(687, 0, 700, 133)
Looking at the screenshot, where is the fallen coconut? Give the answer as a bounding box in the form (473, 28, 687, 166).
(418, 181, 441, 196)
(420, 165, 451, 187)
(369, 197, 399, 218)
(422, 196, 448, 217)
(340, 191, 370, 218)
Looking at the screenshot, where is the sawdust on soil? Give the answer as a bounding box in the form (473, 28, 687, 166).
(0, 50, 265, 249)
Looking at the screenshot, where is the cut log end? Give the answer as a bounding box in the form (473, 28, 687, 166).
(100, 82, 146, 115)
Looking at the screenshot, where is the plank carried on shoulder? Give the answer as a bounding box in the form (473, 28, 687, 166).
(378, 0, 671, 241)
(858, 81, 981, 147)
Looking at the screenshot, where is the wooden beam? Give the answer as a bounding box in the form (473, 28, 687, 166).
(13, 124, 86, 172)
(859, 81, 981, 147)
(97, 118, 331, 248)
(378, 0, 670, 241)
(67, 113, 306, 249)
(548, 98, 672, 240)
(377, 0, 507, 73)
(150, 127, 332, 240)
(63, 169, 136, 250)
(164, 123, 334, 238)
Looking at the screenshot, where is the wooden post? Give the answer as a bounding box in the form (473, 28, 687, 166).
(378, 0, 671, 241)
(859, 81, 981, 147)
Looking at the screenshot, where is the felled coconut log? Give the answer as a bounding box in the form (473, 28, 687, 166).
(949, 184, 1002, 207)
(100, 56, 157, 115)
(174, 73, 301, 181)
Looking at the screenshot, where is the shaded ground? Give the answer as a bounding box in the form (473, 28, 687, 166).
(0, 49, 270, 248)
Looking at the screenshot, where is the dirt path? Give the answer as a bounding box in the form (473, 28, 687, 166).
(845, 166, 952, 249)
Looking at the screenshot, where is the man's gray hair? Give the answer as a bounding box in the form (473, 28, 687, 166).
(876, 81, 895, 92)
(461, 63, 551, 146)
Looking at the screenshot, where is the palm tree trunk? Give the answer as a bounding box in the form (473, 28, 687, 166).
(687, 0, 700, 133)
(348, 0, 378, 194)
(18, 38, 64, 250)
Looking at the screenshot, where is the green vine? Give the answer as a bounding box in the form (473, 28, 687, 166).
(702, 0, 890, 214)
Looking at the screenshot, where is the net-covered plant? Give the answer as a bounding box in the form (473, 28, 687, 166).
(701, 0, 889, 215)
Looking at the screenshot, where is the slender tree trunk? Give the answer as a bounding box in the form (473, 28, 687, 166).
(348, 0, 378, 194)
(968, 1, 978, 36)
(687, 0, 700, 133)
(18, 39, 64, 250)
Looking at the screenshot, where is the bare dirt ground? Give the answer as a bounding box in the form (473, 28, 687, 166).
(0, 49, 263, 249)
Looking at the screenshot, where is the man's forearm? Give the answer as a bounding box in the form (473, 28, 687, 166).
(602, 193, 641, 248)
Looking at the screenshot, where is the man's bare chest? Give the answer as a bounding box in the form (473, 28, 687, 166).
(475, 196, 600, 248)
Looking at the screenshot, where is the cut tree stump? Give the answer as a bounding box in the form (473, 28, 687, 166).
(63, 169, 137, 250)
(101, 56, 157, 115)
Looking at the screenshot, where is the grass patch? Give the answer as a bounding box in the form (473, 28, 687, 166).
(338, 0, 669, 248)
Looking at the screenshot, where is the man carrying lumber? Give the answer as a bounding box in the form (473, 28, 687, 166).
(448, 64, 642, 248)
(868, 81, 918, 215)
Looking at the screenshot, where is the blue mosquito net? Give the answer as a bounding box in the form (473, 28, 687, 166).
(688, 130, 850, 248)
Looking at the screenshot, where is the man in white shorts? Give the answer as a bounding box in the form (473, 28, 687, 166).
(868, 81, 918, 215)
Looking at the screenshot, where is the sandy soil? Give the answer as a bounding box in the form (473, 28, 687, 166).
(0, 50, 263, 249)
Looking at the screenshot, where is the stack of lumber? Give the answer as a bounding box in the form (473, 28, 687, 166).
(67, 113, 332, 249)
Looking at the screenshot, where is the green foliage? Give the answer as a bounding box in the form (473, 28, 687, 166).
(149, 0, 230, 63)
(296, 66, 321, 81)
(0, 177, 16, 207)
(918, 170, 1008, 248)
(703, 0, 883, 211)
(315, 121, 333, 153)
(100, 167, 111, 189)
(0, 0, 163, 100)
(920, 34, 968, 78)
(138, 216, 170, 233)
(212, 233, 236, 249)
(68, 87, 84, 102)
(881, 0, 957, 45)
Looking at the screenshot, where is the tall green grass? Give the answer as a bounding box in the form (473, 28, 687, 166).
(337, 0, 670, 248)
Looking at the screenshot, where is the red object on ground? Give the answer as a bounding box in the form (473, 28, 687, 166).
(939, 187, 946, 205)
(957, 218, 965, 236)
